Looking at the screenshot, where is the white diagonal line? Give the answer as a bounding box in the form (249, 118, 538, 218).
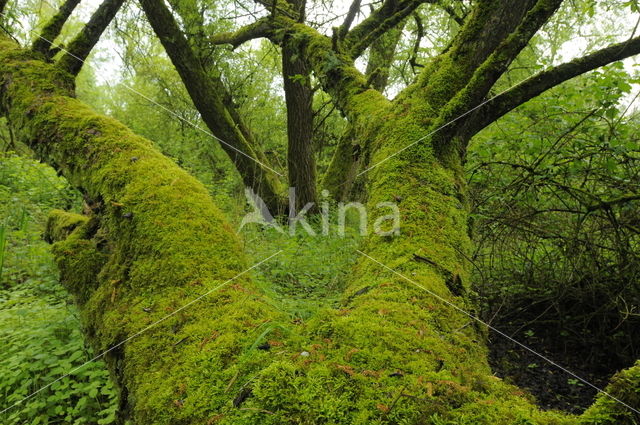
(357, 249, 640, 416)
(0, 250, 282, 415)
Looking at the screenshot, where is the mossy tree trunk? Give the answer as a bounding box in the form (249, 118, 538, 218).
(0, 37, 285, 424)
(2, 0, 640, 422)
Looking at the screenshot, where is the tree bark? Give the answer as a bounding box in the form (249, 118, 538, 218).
(2, 30, 639, 424)
(281, 0, 317, 210)
(283, 43, 318, 210)
(139, 0, 286, 214)
(32, 0, 81, 58)
(57, 0, 124, 76)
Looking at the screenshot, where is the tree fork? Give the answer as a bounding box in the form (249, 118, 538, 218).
(139, 0, 286, 214)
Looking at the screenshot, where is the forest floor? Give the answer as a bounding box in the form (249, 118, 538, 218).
(488, 327, 614, 414)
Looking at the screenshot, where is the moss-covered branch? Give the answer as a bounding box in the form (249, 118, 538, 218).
(0, 36, 288, 424)
(398, 0, 538, 113)
(57, 0, 124, 76)
(428, 0, 563, 158)
(32, 0, 81, 58)
(464, 35, 640, 137)
(344, 0, 427, 59)
(139, 0, 285, 214)
(208, 18, 272, 49)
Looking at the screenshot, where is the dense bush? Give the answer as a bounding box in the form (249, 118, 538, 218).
(468, 65, 640, 404)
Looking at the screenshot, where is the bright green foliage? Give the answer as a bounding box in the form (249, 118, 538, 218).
(0, 152, 116, 425)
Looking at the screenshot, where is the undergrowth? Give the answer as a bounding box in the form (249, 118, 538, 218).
(0, 152, 117, 425)
(241, 214, 361, 321)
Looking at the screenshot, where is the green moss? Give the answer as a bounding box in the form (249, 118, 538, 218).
(580, 361, 640, 425)
(0, 36, 287, 424)
(45, 209, 89, 242)
(1, 35, 635, 424)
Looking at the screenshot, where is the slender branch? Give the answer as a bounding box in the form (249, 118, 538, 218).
(365, 19, 405, 91)
(32, 0, 81, 58)
(468, 35, 640, 135)
(437, 0, 464, 25)
(57, 0, 124, 75)
(587, 194, 640, 212)
(408, 12, 424, 71)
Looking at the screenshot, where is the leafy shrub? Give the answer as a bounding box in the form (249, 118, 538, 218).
(0, 152, 117, 424)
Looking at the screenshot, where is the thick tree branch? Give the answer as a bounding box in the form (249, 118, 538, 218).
(57, 0, 124, 75)
(266, 16, 391, 123)
(32, 0, 81, 58)
(399, 0, 539, 112)
(139, 0, 285, 213)
(338, 0, 361, 39)
(466, 35, 640, 136)
(208, 18, 272, 48)
(344, 0, 426, 59)
(430, 0, 564, 156)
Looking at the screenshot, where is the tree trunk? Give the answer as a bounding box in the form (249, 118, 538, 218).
(1, 32, 638, 425)
(0, 36, 283, 424)
(283, 39, 317, 210)
(322, 23, 403, 200)
(139, 0, 285, 214)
